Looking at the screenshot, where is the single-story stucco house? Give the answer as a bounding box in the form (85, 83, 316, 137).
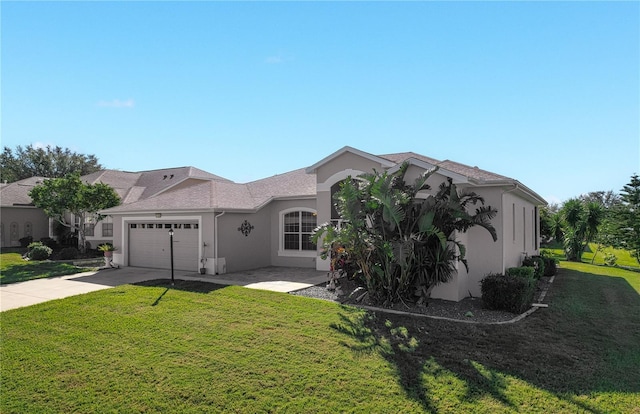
(0, 177, 51, 247)
(97, 146, 546, 301)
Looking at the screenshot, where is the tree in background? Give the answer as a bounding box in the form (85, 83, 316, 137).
(614, 174, 640, 263)
(580, 190, 621, 210)
(29, 174, 120, 253)
(540, 203, 563, 243)
(561, 198, 605, 262)
(1, 145, 102, 183)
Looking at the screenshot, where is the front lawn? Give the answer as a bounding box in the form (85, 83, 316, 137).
(542, 243, 640, 270)
(0, 252, 95, 285)
(1, 264, 638, 413)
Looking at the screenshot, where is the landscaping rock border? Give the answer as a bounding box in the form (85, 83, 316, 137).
(292, 275, 555, 324)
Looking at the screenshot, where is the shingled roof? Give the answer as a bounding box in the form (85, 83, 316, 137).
(101, 168, 317, 213)
(0, 177, 48, 207)
(377, 152, 512, 183)
(5, 147, 544, 214)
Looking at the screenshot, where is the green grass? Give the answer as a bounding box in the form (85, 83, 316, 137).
(542, 244, 640, 270)
(1, 266, 639, 413)
(0, 253, 95, 285)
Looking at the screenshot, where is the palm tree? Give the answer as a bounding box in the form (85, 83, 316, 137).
(561, 198, 604, 262)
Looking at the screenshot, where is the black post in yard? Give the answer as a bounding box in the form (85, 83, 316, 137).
(169, 228, 175, 286)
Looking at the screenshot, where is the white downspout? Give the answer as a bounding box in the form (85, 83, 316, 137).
(214, 211, 226, 274)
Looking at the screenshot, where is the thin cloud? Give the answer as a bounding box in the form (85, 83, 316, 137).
(97, 98, 135, 108)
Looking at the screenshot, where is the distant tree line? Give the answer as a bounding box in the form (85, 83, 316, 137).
(1, 144, 102, 183)
(540, 174, 640, 264)
(2, 144, 116, 253)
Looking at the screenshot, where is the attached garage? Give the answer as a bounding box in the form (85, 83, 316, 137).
(128, 222, 199, 271)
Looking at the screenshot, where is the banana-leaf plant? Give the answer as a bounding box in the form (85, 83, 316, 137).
(312, 162, 498, 305)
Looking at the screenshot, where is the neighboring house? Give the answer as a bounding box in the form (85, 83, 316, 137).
(0, 177, 51, 247)
(101, 146, 547, 302)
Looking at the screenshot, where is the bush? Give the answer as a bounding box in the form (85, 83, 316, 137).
(522, 256, 545, 279)
(539, 250, 558, 276)
(506, 266, 535, 279)
(59, 247, 79, 260)
(27, 243, 53, 261)
(542, 257, 557, 276)
(604, 252, 617, 267)
(19, 236, 33, 248)
(481, 272, 536, 314)
(40, 237, 58, 249)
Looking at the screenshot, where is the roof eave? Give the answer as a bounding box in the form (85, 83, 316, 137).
(305, 146, 395, 174)
(470, 179, 547, 205)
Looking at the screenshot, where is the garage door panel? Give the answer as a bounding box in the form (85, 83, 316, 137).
(129, 223, 198, 271)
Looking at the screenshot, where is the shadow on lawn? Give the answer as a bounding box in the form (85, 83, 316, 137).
(133, 279, 227, 306)
(332, 266, 640, 413)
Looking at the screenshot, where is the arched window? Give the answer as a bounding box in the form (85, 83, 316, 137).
(279, 208, 317, 257)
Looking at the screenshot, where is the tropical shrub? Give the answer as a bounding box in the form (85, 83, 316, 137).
(312, 163, 498, 305)
(27, 242, 53, 261)
(481, 272, 536, 314)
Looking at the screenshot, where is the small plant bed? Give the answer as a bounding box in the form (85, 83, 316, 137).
(293, 274, 554, 323)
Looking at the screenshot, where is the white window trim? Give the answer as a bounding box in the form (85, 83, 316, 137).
(278, 207, 317, 257)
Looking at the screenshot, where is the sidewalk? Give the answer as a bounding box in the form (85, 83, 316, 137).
(0, 266, 327, 312)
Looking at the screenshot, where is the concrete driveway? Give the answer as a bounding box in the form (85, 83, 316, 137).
(0, 266, 327, 312)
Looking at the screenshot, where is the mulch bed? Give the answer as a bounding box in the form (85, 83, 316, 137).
(292, 275, 554, 324)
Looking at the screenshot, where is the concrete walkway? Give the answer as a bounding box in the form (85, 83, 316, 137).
(0, 266, 327, 312)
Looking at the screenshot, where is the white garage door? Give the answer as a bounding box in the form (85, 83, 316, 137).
(129, 222, 198, 271)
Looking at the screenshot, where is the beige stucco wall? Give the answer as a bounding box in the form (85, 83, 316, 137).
(217, 210, 271, 273)
(462, 186, 504, 297)
(315, 152, 384, 184)
(502, 190, 540, 271)
(0, 207, 50, 247)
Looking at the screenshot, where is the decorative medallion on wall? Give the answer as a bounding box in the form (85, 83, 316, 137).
(238, 220, 254, 237)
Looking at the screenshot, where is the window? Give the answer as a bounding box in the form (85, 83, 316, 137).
(102, 222, 113, 237)
(84, 223, 95, 237)
(280, 209, 317, 255)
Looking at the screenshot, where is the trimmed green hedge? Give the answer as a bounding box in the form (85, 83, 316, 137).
(522, 256, 545, 279)
(506, 266, 535, 279)
(481, 272, 536, 314)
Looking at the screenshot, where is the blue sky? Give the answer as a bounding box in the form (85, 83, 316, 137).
(2, 1, 638, 205)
